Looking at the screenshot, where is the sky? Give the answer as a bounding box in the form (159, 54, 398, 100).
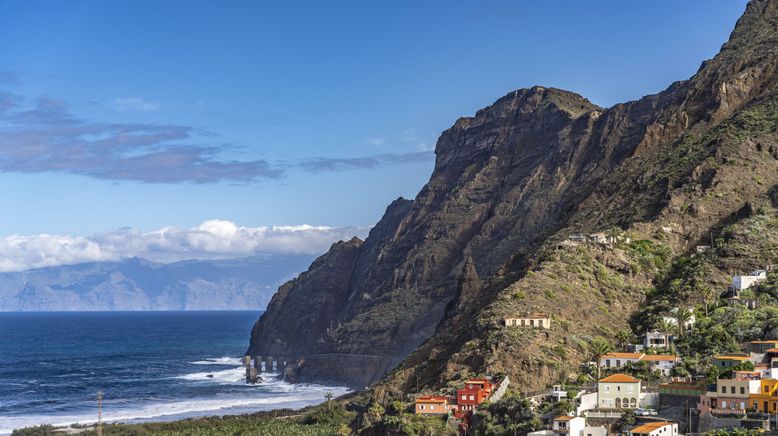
(0, 0, 749, 271)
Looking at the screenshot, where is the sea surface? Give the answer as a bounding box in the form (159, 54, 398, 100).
(0, 311, 348, 435)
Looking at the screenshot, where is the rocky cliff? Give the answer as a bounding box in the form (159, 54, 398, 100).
(248, 0, 778, 390)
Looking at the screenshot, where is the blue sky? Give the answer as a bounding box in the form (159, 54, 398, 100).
(0, 0, 749, 268)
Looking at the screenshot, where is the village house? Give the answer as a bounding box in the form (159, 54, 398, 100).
(600, 352, 643, 369)
(597, 374, 641, 409)
(414, 396, 454, 415)
(457, 378, 493, 411)
(552, 415, 585, 436)
(662, 312, 695, 330)
(583, 426, 608, 436)
(639, 355, 680, 376)
(643, 330, 670, 349)
(504, 312, 551, 329)
(698, 374, 762, 415)
(749, 378, 778, 414)
(732, 270, 768, 291)
(750, 339, 778, 354)
(713, 354, 752, 370)
(628, 421, 678, 436)
(599, 353, 679, 376)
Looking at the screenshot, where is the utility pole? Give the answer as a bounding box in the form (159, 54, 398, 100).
(325, 391, 333, 410)
(96, 391, 104, 436)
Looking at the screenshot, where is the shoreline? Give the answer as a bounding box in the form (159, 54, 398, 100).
(3, 382, 352, 435)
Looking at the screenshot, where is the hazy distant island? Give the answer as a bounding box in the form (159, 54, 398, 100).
(0, 255, 314, 311)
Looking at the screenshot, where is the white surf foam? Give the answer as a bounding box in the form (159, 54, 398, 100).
(0, 384, 350, 435)
(189, 356, 243, 366)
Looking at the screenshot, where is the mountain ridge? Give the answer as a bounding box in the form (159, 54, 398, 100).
(0, 254, 314, 311)
(248, 0, 778, 391)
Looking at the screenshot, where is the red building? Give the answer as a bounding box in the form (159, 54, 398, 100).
(456, 378, 494, 411)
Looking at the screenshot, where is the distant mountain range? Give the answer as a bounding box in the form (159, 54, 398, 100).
(0, 255, 316, 311)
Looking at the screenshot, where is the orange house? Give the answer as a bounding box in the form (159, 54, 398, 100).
(415, 396, 454, 415)
(749, 378, 778, 414)
(457, 378, 494, 411)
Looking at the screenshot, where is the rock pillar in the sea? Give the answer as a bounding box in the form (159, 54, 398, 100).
(265, 356, 274, 373)
(245, 366, 258, 384)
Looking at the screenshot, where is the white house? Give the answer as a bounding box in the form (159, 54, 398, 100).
(583, 426, 608, 436)
(732, 270, 768, 291)
(639, 355, 680, 376)
(576, 392, 598, 416)
(629, 422, 678, 436)
(553, 416, 585, 436)
(643, 330, 670, 349)
(600, 352, 643, 369)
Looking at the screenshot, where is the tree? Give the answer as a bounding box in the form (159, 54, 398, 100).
(615, 329, 632, 349)
(588, 337, 613, 379)
(669, 306, 694, 338)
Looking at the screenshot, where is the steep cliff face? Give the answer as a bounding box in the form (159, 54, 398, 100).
(249, 0, 778, 389)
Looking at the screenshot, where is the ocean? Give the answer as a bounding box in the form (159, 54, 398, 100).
(0, 311, 348, 435)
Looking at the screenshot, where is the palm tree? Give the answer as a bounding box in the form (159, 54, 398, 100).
(615, 330, 632, 349)
(669, 306, 694, 338)
(588, 337, 613, 379)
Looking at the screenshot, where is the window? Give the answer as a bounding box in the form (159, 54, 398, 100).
(430, 405, 435, 410)
(721, 386, 726, 394)
(730, 386, 735, 394)
(617, 386, 621, 391)
(461, 395, 466, 401)
(420, 405, 425, 410)
(740, 387, 745, 395)
(616, 360, 621, 366)
(469, 395, 474, 401)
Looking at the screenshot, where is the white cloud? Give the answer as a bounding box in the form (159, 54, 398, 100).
(0, 220, 367, 272)
(368, 137, 386, 147)
(112, 97, 160, 112)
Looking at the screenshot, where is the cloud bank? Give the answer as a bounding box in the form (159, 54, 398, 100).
(0, 90, 434, 184)
(0, 220, 367, 272)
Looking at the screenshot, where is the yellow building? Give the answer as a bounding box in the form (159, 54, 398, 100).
(749, 378, 778, 414)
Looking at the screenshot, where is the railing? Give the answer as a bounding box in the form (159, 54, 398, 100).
(710, 408, 746, 416)
(585, 411, 623, 419)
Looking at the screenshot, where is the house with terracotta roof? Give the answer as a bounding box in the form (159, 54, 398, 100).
(414, 395, 454, 415)
(713, 354, 752, 370)
(600, 352, 643, 369)
(750, 339, 778, 354)
(456, 378, 493, 411)
(597, 374, 641, 409)
(628, 421, 678, 436)
(599, 353, 678, 376)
